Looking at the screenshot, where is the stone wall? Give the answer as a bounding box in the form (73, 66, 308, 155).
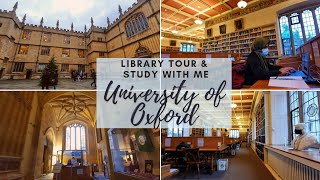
(0, 0, 160, 79)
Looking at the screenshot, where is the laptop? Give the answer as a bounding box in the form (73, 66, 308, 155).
(288, 52, 318, 83)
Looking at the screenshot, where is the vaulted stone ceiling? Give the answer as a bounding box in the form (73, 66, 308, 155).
(42, 92, 96, 127)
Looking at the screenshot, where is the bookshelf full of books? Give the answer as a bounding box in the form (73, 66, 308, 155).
(255, 95, 265, 161)
(202, 24, 278, 59)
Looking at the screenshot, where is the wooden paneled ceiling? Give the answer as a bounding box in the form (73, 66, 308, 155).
(161, 0, 254, 39)
(231, 91, 255, 129)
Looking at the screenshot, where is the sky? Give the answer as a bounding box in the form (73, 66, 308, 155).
(0, 0, 137, 31)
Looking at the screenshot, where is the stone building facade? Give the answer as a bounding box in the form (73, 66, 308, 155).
(0, 0, 160, 79)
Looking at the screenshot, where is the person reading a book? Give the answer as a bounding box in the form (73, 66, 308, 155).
(244, 37, 294, 85)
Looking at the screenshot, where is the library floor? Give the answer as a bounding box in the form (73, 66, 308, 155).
(35, 172, 109, 180)
(169, 145, 275, 180)
(0, 78, 96, 90)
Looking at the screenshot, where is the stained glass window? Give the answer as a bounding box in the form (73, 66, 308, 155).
(289, 91, 320, 142)
(279, 6, 320, 55)
(65, 123, 86, 150)
(302, 91, 320, 141)
(289, 91, 300, 139)
(302, 10, 316, 41)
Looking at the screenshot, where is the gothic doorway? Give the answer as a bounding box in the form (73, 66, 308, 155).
(26, 69, 32, 79)
(42, 137, 53, 174)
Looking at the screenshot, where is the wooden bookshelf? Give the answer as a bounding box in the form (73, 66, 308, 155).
(248, 120, 253, 146)
(202, 24, 278, 59)
(191, 128, 204, 137)
(161, 46, 180, 52)
(255, 95, 265, 161)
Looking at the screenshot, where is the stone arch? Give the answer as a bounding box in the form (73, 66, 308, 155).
(42, 127, 55, 174)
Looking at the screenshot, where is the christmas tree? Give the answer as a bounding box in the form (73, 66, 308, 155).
(40, 57, 58, 86)
(46, 57, 58, 74)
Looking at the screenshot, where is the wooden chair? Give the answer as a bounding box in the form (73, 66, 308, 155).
(182, 148, 203, 179)
(162, 148, 178, 167)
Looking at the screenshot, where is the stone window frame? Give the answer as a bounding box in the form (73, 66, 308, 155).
(125, 12, 149, 38)
(64, 123, 87, 150)
(43, 33, 52, 42)
(78, 64, 85, 72)
(22, 30, 32, 40)
(78, 37, 85, 46)
(12, 62, 25, 72)
(78, 49, 85, 58)
(62, 48, 70, 58)
(18, 45, 29, 54)
(40, 46, 50, 56)
(37, 63, 47, 72)
(63, 35, 71, 44)
(61, 64, 69, 72)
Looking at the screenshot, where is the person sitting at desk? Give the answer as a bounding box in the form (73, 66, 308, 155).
(244, 37, 294, 85)
(176, 141, 191, 150)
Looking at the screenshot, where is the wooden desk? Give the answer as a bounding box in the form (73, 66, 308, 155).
(53, 165, 92, 180)
(164, 147, 228, 152)
(249, 80, 320, 90)
(161, 169, 179, 180)
(164, 146, 229, 173)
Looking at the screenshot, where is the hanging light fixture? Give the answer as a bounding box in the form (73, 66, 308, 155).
(188, 36, 192, 43)
(172, 25, 178, 34)
(194, 15, 203, 25)
(237, 0, 247, 9)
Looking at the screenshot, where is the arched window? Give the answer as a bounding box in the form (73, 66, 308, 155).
(125, 13, 149, 38)
(65, 123, 86, 150)
(142, 14, 149, 28)
(279, 5, 320, 55)
(132, 18, 138, 33)
(135, 17, 142, 32)
(125, 25, 131, 37)
(129, 22, 134, 35)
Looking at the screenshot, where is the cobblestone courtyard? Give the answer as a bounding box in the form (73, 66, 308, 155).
(0, 79, 96, 90)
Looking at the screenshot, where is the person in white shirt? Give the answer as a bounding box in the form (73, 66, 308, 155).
(292, 123, 318, 150)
